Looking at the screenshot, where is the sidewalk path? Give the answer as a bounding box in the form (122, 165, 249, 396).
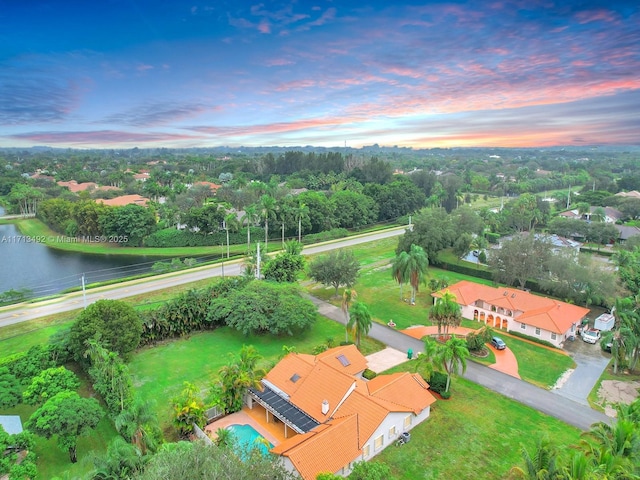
(306, 294, 611, 431)
(401, 325, 521, 379)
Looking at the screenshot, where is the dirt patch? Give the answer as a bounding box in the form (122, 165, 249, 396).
(596, 380, 640, 417)
(551, 369, 575, 390)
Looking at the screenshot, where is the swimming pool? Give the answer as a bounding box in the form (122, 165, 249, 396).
(226, 424, 273, 455)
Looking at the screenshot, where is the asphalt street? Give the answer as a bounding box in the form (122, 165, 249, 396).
(310, 296, 612, 432)
(0, 226, 406, 327)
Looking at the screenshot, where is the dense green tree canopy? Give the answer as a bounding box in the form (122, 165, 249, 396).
(0, 367, 21, 409)
(135, 440, 299, 480)
(69, 299, 142, 362)
(22, 366, 80, 405)
(488, 233, 552, 289)
(309, 249, 360, 296)
(27, 390, 104, 463)
(100, 203, 157, 246)
(208, 281, 316, 336)
(397, 207, 456, 264)
(329, 190, 379, 228)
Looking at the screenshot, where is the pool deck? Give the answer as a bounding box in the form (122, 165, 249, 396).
(204, 405, 287, 446)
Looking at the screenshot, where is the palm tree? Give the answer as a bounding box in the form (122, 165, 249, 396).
(347, 301, 372, 350)
(391, 251, 410, 300)
(405, 244, 429, 305)
(296, 202, 310, 243)
(438, 336, 469, 392)
(415, 337, 441, 380)
(579, 419, 639, 477)
(508, 436, 563, 480)
(242, 205, 260, 253)
(115, 396, 159, 454)
(223, 213, 240, 259)
(341, 288, 358, 343)
(429, 290, 462, 337)
(259, 195, 278, 252)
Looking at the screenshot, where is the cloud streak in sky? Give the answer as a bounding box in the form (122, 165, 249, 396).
(1, 0, 638, 148)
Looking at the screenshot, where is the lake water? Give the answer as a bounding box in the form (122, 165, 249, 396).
(0, 219, 165, 296)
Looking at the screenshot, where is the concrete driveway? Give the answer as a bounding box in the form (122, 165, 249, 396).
(552, 336, 611, 406)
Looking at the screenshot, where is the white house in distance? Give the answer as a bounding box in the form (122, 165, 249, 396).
(244, 345, 436, 479)
(433, 281, 590, 348)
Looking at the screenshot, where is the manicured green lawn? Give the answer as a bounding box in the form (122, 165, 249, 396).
(128, 317, 385, 438)
(0, 278, 219, 358)
(307, 264, 494, 331)
(505, 337, 576, 389)
(377, 364, 582, 480)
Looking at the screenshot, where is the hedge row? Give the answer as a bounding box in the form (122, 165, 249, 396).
(505, 330, 559, 349)
(144, 227, 266, 247)
(302, 228, 350, 244)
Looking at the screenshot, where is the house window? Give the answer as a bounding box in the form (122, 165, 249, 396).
(520, 323, 526, 330)
(491, 305, 497, 312)
(507, 310, 512, 316)
(374, 434, 384, 451)
(551, 333, 557, 340)
(535, 327, 541, 336)
(363, 444, 370, 458)
(389, 426, 396, 439)
(404, 415, 412, 429)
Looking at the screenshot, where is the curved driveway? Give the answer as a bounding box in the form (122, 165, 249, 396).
(310, 296, 611, 431)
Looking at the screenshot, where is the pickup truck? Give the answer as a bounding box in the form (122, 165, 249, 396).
(581, 328, 601, 344)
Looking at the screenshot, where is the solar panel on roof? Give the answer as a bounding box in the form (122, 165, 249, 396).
(250, 387, 320, 433)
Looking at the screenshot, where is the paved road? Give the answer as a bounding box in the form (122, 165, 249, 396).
(0, 226, 406, 328)
(310, 296, 612, 432)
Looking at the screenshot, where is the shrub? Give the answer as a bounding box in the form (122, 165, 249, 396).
(440, 390, 452, 399)
(362, 368, 377, 380)
(303, 228, 349, 244)
(485, 232, 501, 244)
(428, 371, 448, 394)
(506, 330, 558, 349)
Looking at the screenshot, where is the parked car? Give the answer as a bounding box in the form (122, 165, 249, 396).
(490, 337, 506, 350)
(601, 339, 612, 353)
(581, 328, 601, 344)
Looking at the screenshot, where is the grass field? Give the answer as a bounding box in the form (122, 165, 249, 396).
(377, 365, 582, 479)
(129, 318, 384, 438)
(0, 277, 219, 358)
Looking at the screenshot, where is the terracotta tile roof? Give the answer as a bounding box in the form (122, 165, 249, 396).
(367, 373, 435, 414)
(57, 180, 98, 192)
(98, 194, 150, 207)
(316, 344, 368, 375)
(272, 415, 361, 480)
(434, 281, 590, 334)
(262, 346, 437, 479)
(194, 181, 221, 192)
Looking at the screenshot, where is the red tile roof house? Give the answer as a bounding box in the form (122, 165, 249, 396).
(243, 345, 436, 479)
(432, 281, 590, 348)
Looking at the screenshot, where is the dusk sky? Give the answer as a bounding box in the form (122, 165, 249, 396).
(1, 1, 639, 149)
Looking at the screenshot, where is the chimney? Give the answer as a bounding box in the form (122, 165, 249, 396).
(321, 400, 329, 415)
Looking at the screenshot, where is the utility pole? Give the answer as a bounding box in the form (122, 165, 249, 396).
(81, 274, 87, 309)
(220, 244, 225, 279)
(256, 242, 261, 280)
